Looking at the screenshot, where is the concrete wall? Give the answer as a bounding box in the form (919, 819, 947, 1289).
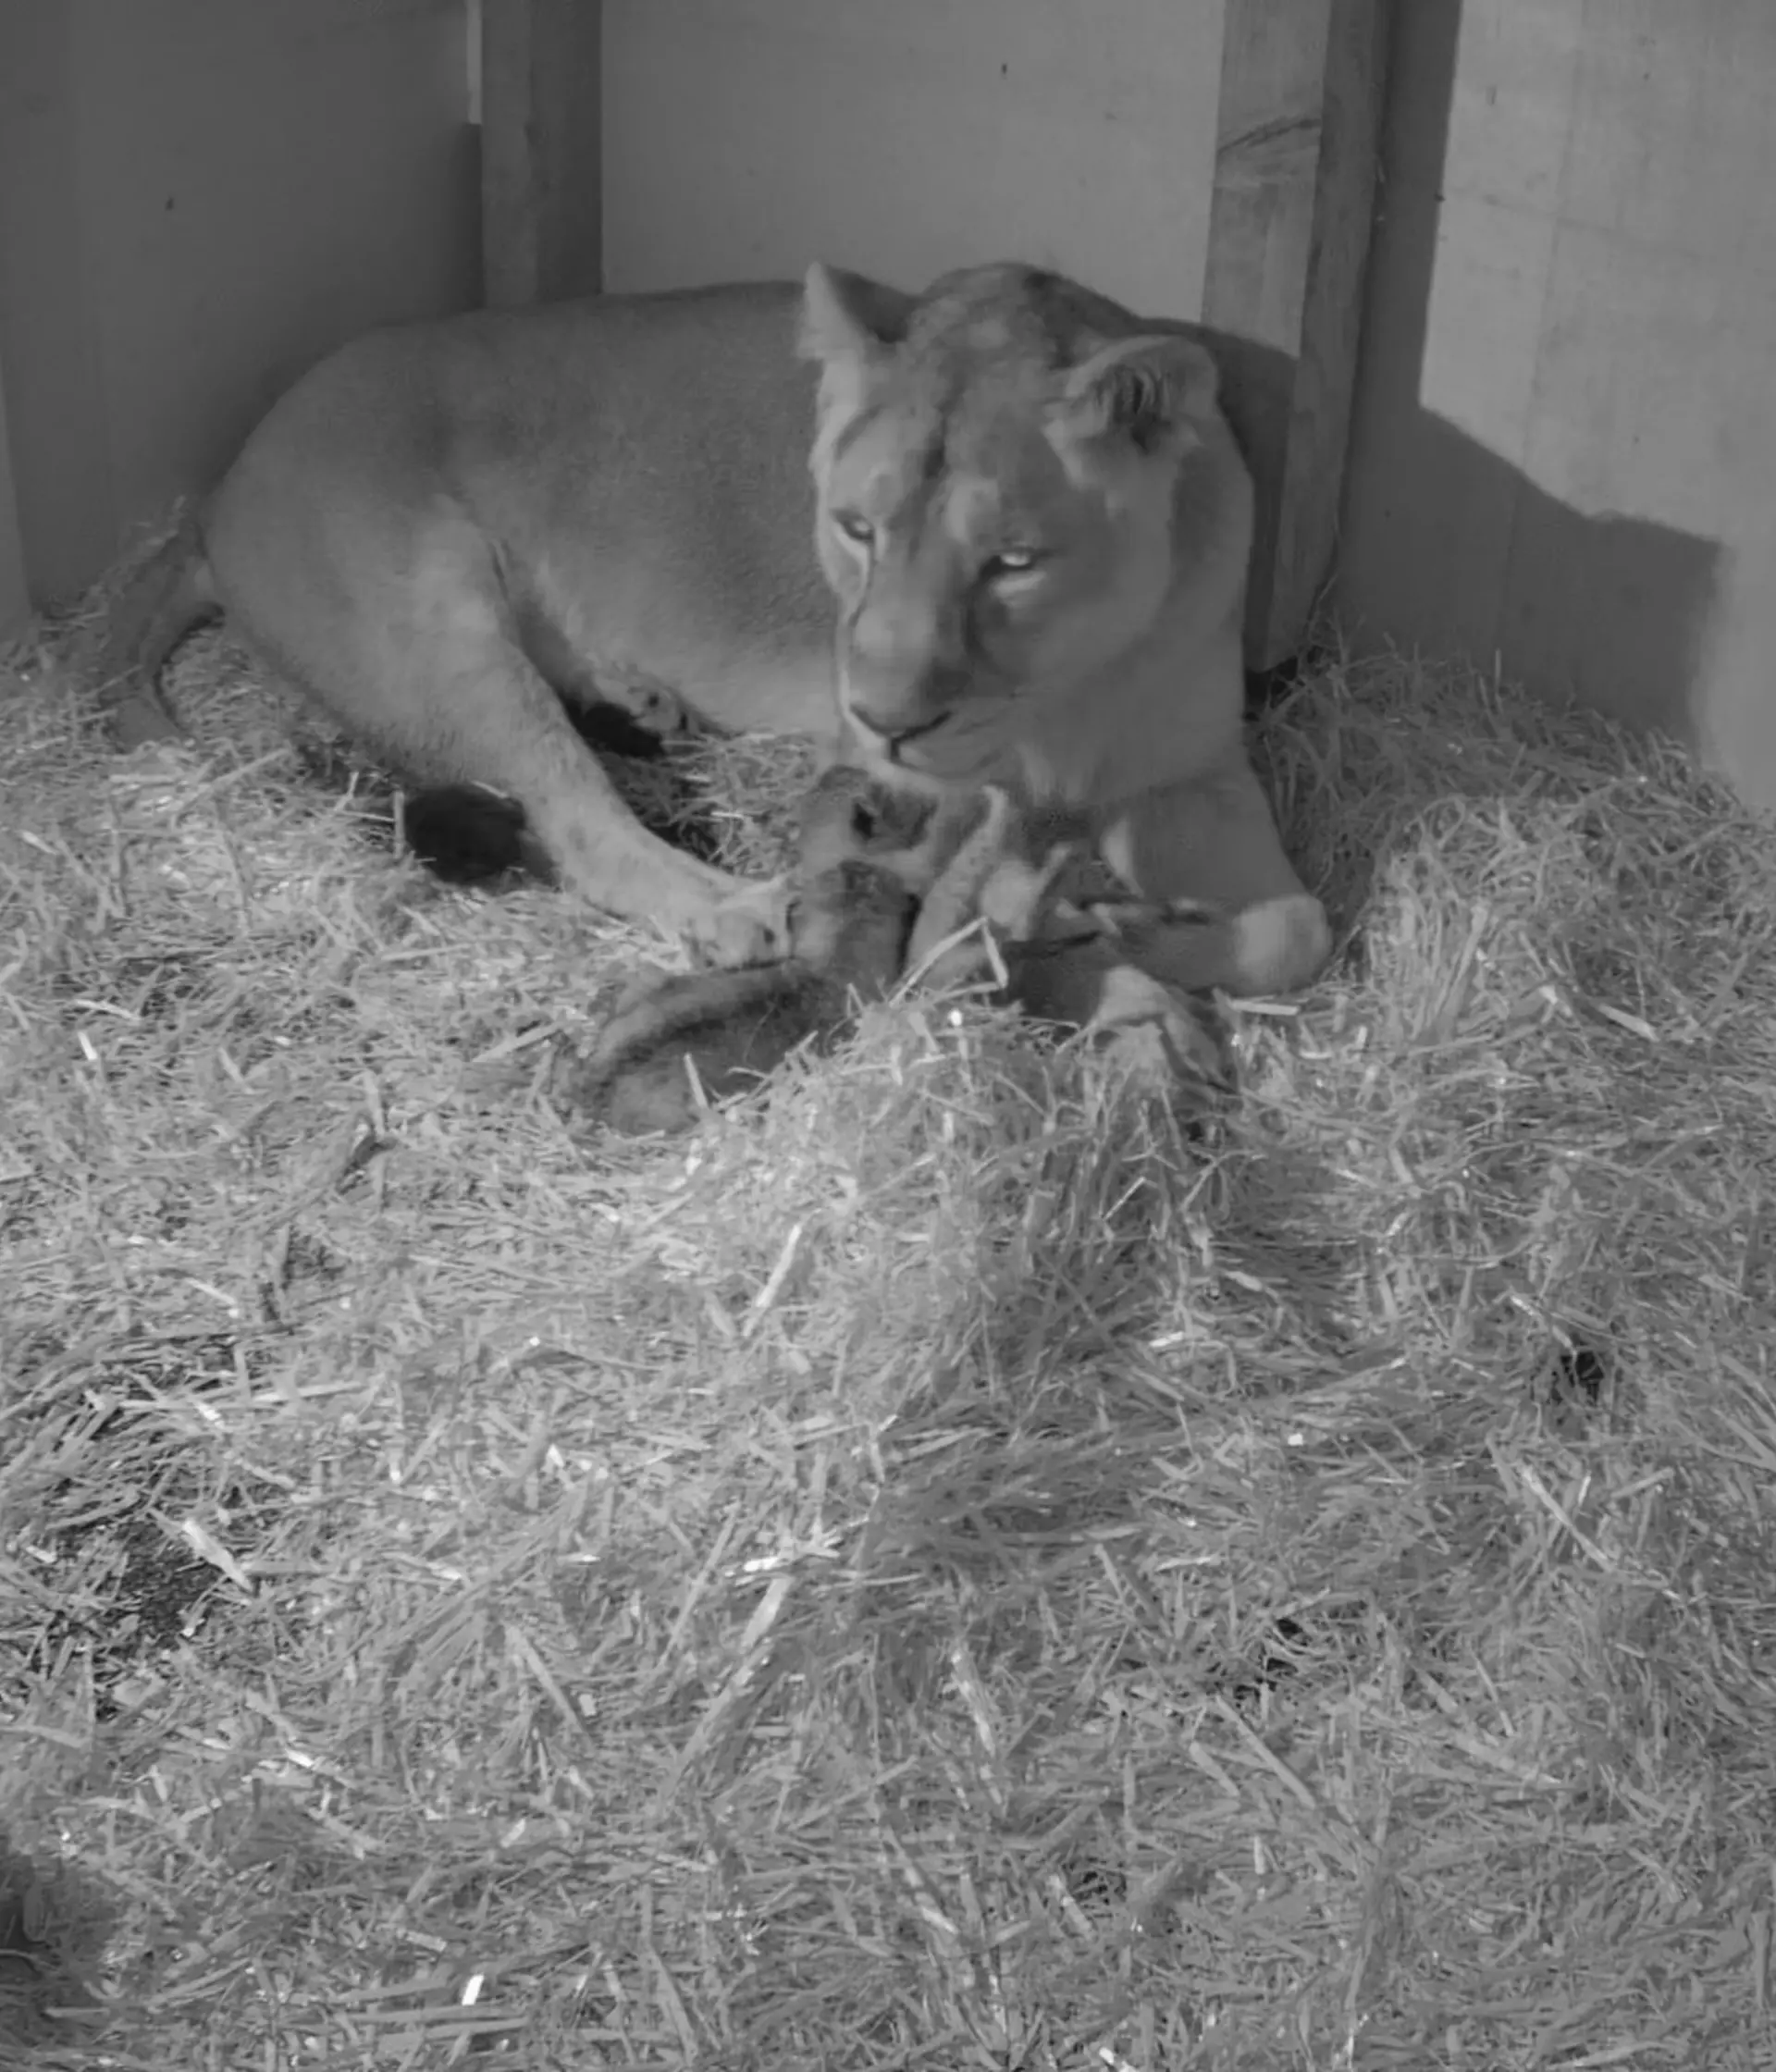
(0, 0, 478, 611)
(1338, 0, 1776, 806)
(600, 0, 1226, 318)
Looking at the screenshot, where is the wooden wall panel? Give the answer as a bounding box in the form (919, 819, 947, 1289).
(0, 364, 29, 643)
(481, 0, 1387, 672)
(598, 0, 1224, 330)
(1338, 0, 1776, 803)
(480, 0, 604, 306)
(1204, 0, 1388, 670)
(0, 0, 476, 609)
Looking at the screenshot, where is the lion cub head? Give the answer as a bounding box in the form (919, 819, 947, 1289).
(796, 259, 1246, 786)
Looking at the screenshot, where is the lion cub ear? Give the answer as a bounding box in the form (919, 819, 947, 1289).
(1054, 334, 1221, 456)
(797, 263, 917, 365)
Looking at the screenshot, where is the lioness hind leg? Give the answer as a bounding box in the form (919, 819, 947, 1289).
(1097, 749, 1330, 996)
(207, 486, 786, 960)
(470, 650, 787, 965)
(367, 582, 785, 965)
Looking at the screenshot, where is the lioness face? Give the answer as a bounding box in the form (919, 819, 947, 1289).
(798, 261, 1225, 785)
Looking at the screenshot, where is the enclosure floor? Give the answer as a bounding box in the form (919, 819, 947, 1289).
(4, 589, 1776, 2069)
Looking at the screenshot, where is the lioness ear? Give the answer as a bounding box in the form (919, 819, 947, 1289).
(1055, 334, 1220, 454)
(797, 262, 917, 365)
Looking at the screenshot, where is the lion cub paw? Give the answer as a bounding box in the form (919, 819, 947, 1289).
(685, 876, 795, 968)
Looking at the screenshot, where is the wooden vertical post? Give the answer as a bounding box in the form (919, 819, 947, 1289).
(480, 0, 605, 307)
(0, 357, 30, 639)
(1204, 0, 1389, 669)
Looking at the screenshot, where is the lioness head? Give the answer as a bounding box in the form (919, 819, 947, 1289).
(796, 259, 1240, 784)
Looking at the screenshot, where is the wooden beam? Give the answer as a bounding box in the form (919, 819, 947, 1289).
(1204, 0, 1389, 669)
(0, 353, 30, 641)
(480, 0, 604, 307)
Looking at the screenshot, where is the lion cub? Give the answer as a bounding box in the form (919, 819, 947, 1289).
(559, 857, 918, 1136)
(894, 788, 1233, 1091)
(559, 767, 962, 1135)
(562, 767, 1227, 1136)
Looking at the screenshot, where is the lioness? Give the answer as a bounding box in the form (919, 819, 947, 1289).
(105, 259, 1328, 992)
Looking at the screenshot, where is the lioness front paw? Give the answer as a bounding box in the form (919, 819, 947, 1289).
(1085, 966, 1234, 1105)
(685, 875, 794, 968)
(1092, 894, 1329, 998)
(1227, 894, 1332, 997)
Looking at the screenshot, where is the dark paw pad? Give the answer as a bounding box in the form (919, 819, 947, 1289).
(401, 784, 530, 884)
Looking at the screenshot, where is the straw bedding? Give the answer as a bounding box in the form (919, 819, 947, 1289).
(3, 524, 1775, 2068)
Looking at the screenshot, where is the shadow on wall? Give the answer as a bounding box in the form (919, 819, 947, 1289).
(1334, 0, 1720, 743)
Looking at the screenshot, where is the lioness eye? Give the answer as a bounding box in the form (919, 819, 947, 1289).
(984, 548, 1042, 579)
(835, 512, 875, 547)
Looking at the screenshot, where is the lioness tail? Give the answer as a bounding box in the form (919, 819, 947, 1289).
(68, 500, 217, 749)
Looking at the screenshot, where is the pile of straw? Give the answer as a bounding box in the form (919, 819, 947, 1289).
(3, 548, 1775, 2068)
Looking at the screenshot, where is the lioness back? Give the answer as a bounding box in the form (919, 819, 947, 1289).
(204, 282, 839, 743)
(141, 256, 1325, 991)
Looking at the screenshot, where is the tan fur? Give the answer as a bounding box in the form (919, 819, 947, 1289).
(887, 780, 1234, 1092)
(571, 763, 1232, 1130)
(791, 762, 978, 894)
(113, 260, 1326, 986)
(562, 858, 916, 1136)
(901, 787, 1070, 987)
(798, 262, 1328, 993)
